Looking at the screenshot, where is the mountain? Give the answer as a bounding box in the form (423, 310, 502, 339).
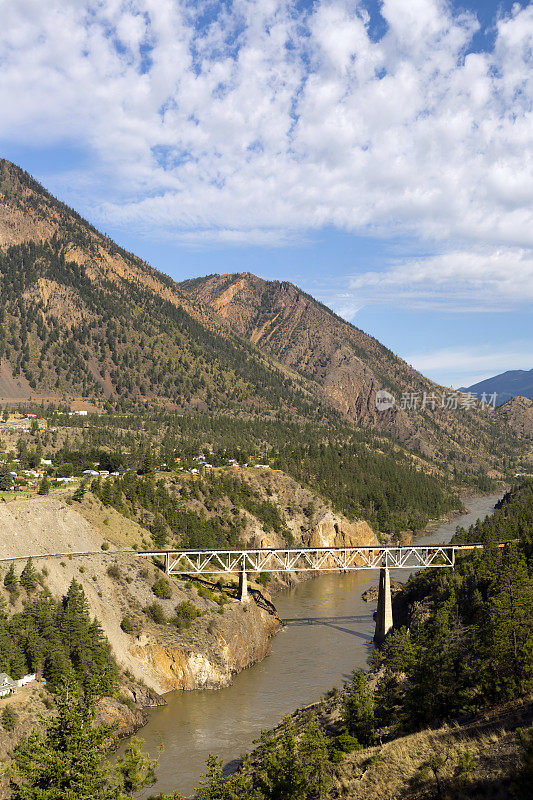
(0, 159, 318, 417)
(460, 369, 533, 405)
(180, 273, 518, 464)
(0, 158, 524, 473)
(495, 396, 533, 441)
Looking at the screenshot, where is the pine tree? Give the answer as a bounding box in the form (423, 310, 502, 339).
(4, 562, 18, 594)
(72, 479, 87, 502)
(38, 475, 50, 495)
(9, 690, 157, 800)
(101, 478, 114, 507)
(342, 670, 375, 744)
(256, 724, 308, 800)
(151, 514, 168, 548)
(0, 463, 12, 491)
(298, 720, 332, 799)
(2, 705, 17, 732)
(20, 558, 38, 594)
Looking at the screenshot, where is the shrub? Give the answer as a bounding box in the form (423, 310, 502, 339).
(145, 603, 166, 625)
(101, 542, 109, 551)
(197, 585, 215, 601)
(335, 731, 361, 753)
(152, 578, 172, 599)
(2, 705, 17, 731)
(107, 563, 121, 580)
(120, 618, 133, 634)
(172, 601, 202, 630)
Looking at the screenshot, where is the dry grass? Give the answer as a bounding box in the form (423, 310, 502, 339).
(329, 696, 533, 800)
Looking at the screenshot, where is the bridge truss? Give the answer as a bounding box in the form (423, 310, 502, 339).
(138, 544, 484, 576)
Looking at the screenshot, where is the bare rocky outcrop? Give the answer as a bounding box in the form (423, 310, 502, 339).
(130, 600, 281, 692)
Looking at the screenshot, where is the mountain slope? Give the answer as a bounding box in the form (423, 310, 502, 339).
(180, 273, 518, 465)
(0, 159, 316, 416)
(461, 368, 533, 405)
(0, 158, 523, 474)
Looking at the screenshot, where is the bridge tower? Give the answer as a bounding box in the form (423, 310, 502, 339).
(374, 565, 393, 643)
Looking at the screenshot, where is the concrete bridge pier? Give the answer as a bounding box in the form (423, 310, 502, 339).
(374, 566, 393, 643)
(238, 568, 248, 601)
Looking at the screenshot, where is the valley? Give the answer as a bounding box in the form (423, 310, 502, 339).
(0, 159, 530, 800)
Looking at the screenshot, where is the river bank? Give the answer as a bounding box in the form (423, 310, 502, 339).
(131, 491, 504, 798)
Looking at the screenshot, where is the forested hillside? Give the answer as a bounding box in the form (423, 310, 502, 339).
(0, 576, 117, 696)
(32, 408, 465, 537)
(0, 158, 528, 481)
(181, 273, 528, 467)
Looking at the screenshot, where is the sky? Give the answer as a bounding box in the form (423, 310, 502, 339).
(0, 0, 532, 388)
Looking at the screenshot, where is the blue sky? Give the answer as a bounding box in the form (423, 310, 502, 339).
(1, 0, 532, 387)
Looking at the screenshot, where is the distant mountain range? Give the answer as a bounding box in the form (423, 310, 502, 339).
(461, 369, 533, 406)
(0, 157, 530, 472)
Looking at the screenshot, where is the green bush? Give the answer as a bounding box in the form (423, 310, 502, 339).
(120, 618, 133, 634)
(100, 542, 109, 551)
(2, 705, 18, 731)
(172, 601, 202, 629)
(335, 731, 361, 753)
(152, 578, 172, 599)
(197, 585, 215, 601)
(145, 603, 166, 625)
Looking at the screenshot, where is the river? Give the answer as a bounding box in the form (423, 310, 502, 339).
(134, 492, 503, 798)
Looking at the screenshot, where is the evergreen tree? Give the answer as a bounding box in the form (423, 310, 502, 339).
(2, 705, 17, 732)
(151, 514, 168, 548)
(4, 562, 18, 594)
(0, 464, 13, 492)
(0, 462, 12, 491)
(512, 726, 533, 799)
(72, 479, 87, 502)
(256, 724, 308, 800)
(9, 690, 156, 800)
(342, 670, 375, 744)
(38, 475, 51, 495)
(101, 478, 114, 507)
(20, 558, 38, 594)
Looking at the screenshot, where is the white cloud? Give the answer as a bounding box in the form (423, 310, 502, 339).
(0, 0, 532, 309)
(405, 343, 532, 388)
(341, 246, 533, 311)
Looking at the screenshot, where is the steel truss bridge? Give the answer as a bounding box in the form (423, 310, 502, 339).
(138, 543, 488, 576)
(138, 543, 512, 644)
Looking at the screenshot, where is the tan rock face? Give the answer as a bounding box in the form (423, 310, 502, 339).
(304, 513, 376, 549)
(129, 602, 281, 692)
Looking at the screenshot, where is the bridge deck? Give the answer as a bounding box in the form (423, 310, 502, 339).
(137, 543, 501, 575)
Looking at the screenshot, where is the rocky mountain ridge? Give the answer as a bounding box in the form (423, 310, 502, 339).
(0, 158, 526, 473)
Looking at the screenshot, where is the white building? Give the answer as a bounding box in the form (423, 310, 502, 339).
(0, 673, 17, 697)
(15, 673, 36, 688)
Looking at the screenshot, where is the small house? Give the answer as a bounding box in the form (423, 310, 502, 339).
(0, 673, 17, 698)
